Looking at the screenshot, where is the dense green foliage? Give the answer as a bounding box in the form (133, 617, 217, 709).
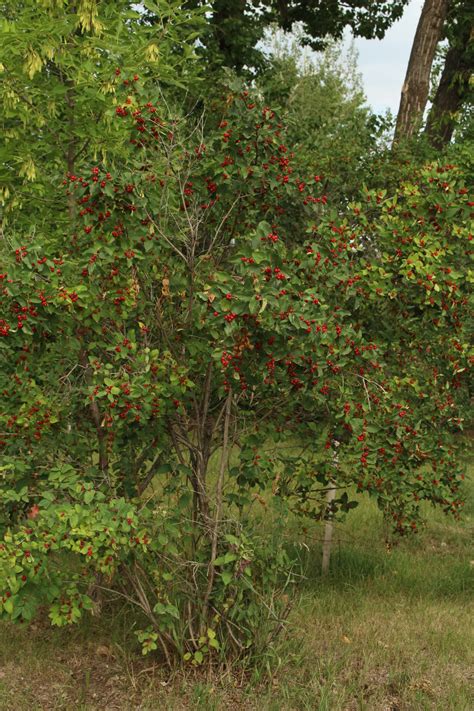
(0, 0, 472, 667)
(259, 38, 392, 205)
(179, 0, 410, 72)
(0, 0, 201, 227)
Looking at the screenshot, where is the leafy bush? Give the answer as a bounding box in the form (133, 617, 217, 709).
(0, 74, 471, 664)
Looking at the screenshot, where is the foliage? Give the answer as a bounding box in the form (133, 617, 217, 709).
(178, 0, 410, 73)
(258, 37, 392, 207)
(0, 0, 202, 230)
(0, 66, 471, 664)
(0, 0, 472, 668)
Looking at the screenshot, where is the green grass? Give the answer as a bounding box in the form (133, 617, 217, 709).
(1, 464, 473, 710)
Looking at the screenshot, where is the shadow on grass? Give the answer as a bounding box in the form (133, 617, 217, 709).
(286, 539, 474, 601)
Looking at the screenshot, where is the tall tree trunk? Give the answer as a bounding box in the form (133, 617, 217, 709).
(425, 22, 473, 149)
(393, 0, 450, 144)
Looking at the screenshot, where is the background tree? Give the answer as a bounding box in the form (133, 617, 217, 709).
(258, 34, 391, 208)
(0, 0, 201, 232)
(394, 0, 450, 143)
(425, 0, 473, 148)
(178, 0, 410, 73)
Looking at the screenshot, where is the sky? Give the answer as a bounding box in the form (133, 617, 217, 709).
(351, 0, 424, 115)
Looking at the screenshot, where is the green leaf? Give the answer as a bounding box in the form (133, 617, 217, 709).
(3, 597, 14, 615)
(84, 490, 95, 504)
(221, 571, 232, 586)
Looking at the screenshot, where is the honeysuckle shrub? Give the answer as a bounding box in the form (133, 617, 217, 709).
(0, 78, 471, 663)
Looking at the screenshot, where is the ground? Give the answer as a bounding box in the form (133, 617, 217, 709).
(1, 461, 472, 711)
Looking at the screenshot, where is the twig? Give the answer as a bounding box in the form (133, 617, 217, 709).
(202, 389, 233, 627)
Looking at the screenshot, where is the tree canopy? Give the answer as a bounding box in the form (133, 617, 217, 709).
(178, 0, 410, 72)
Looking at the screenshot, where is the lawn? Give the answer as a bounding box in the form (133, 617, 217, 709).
(1, 461, 472, 710)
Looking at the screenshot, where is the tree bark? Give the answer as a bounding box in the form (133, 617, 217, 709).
(425, 22, 473, 149)
(321, 442, 339, 576)
(393, 0, 450, 144)
(202, 389, 232, 629)
(79, 349, 109, 478)
(321, 484, 336, 575)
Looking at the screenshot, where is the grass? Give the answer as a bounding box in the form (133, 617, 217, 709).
(1, 464, 473, 710)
